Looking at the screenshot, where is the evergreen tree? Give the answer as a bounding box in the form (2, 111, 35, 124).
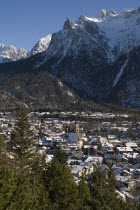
(10, 106, 34, 169)
(8, 177, 50, 210)
(38, 128, 45, 139)
(0, 168, 51, 210)
(0, 168, 17, 210)
(92, 165, 128, 210)
(31, 153, 47, 182)
(108, 166, 116, 190)
(43, 148, 79, 209)
(78, 176, 92, 210)
(54, 145, 67, 165)
(97, 143, 102, 151)
(0, 136, 7, 169)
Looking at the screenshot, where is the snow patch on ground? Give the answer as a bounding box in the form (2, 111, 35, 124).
(67, 90, 74, 97)
(58, 81, 63, 87)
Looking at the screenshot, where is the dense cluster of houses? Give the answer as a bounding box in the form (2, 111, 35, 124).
(0, 111, 140, 204)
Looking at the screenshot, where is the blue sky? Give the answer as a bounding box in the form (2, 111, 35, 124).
(0, 0, 140, 51)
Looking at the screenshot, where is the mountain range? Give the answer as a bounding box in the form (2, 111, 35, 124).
(0, 7, 140, 110)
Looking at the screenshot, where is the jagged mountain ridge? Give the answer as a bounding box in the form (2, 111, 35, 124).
(1, 7, 140, 64)
(34, 7, 140, 67)
(30, 7, 140, 108)
(0, 35, 52, 63)
(0, 44, 27, 63)
(0, 7, 140, 109)
(93, 8, 140, 61)
(3, 7, 140, 64)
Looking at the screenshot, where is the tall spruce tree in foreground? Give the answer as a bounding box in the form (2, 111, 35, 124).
(10, 106, 34, 169)
(0, 108, 50, 210)
(43, 146, 80, 210)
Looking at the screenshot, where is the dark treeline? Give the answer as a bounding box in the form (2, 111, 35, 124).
(1, 99, 140, 116)
(0, 106, 139, 210)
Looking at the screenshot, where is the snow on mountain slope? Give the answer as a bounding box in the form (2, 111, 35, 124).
(34, 16, 109, 68)
(28, 34, 52, 57)
(34, 7, 140, 68)
(92, 8, 140, 60)
(113, 58, 128, 87)
(2, 7, 140, 65)
(0, 44, 27, 63)
(109, 46, 140, 108)
(30, 7, 140, 108)
(0, 35, 52, 63)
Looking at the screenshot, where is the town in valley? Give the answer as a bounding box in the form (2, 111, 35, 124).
(1, 110, 140, 204)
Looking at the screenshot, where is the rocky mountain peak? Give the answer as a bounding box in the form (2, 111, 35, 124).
(96, 9, 118, 19)
(28, 34, 52, 57)
(0, 44, 27, 63)
(77, 15, 88, 24)
(0, 44, 5, 49)
(17, 48, 27, 59)
(63, 18, 76, 30)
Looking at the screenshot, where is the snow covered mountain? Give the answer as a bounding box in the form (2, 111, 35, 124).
(93, 8, 140, 61)
(0, 7, 140, 109)
(2, 7, 140, 64)
(34, 7, 140, 67)
(28, 34, 52, 57)
(30, 7, 140, 108)
(0, 35, 52, 63)
(0, 44, 27, 63)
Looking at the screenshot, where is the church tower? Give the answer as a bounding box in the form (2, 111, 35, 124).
(75, 123, 79, 134)
(75, 123, 83, 149)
